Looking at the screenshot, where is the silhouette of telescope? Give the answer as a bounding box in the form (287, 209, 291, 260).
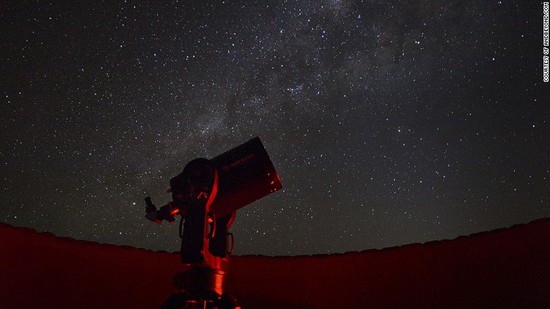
(146, 137, 282, 260)
(145, 137, 281, 307)
(163, 137, 282, 262)
(208, 137, 282, 217)
(158, 136, 282, 223)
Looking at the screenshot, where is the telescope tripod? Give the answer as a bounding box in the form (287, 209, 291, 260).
(162, 266, 240, 309)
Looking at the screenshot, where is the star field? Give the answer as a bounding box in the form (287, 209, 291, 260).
(1, 1, 549, 255)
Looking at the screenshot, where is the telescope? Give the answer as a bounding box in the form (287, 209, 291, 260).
(144, 137, 282, 308)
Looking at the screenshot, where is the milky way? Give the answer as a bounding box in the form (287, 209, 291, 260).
(2, 1, 549, 255)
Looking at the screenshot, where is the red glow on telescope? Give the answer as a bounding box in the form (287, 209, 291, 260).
(170, 208, 180, 215)
(197, 192, 208, 200)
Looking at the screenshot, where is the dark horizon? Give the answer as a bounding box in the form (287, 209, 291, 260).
(1, 219, 549, 308)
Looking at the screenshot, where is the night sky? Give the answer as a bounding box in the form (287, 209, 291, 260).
(2, 1, 549, 256)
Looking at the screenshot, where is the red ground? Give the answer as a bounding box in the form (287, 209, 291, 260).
(1, 219, 549, 308)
